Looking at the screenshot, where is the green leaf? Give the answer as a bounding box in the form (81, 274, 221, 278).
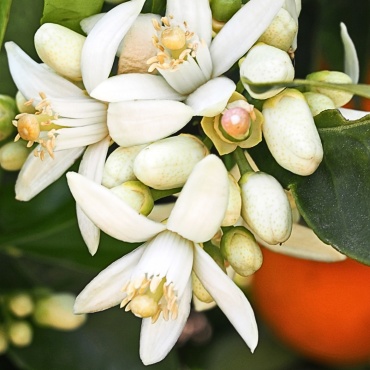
(41, 0, 105, 33)
(249, 110, 370, 265)
(142, 0, 166, 15)
(242, 78, 370, 99)
(0, 0, 12, 50)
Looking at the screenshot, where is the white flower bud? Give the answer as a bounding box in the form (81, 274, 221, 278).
(262, 88, 323, 176)
(240, 43, 295, 100)
(303, 92, 336, 116)
(8, 321, 33, 347)
(110, 180, 154, 216)
(0, 326, 8, 354)
(258, 8, 298, 51)
(134, 134, 208, 190)
(240, 171, 292, 245)
(221, 174, 242, 226)
(34, 23, 86, 81)
(220, 226, 263, 276)
(102, 145, 145, 188)
(15, 91, 36, 114)
(0, 141, 30, 171)
(33, 293, 86, 331)
(306, 71, 353, 107)
(8, 293, 34, 318)
(192, 271, 214, 303)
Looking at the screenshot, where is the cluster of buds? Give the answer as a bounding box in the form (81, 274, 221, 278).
(0, 290, 86, 355)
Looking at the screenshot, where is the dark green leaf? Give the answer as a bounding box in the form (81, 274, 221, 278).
(142, 0, 166, 15)
(41, 0, 104, 33)
(0, 0, 12, 50)
(249, 110, 370, 265)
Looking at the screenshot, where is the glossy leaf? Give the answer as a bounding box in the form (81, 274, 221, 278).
(142, 0, 166, 15)
(249, 110, 370, 265)
(0, 0, 12, 50)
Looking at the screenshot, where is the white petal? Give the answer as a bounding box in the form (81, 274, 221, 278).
(15, 147, 85, 201)
(80, 13, 106, 35)
(140, 278, 192, 365)
(74, 246, 145, 313)
(81, 0, 145, 93)
(132, 230, 193, 298)
(108, 100, 194, 147)
(340, 23, 359, 84)
(77, 136, 110, 256)
(195, 41, 213, 81)
(66, 172, 166, 242)
(91, 74, 185, 102)
(167, 155, 229, 243)
(185, 77, 235, 117)
(57, 114, 107, 127)
(54, 123, 108, 151)
(50, 97, 107, 119)
(166, 0, 212, 46)
(5, 42, 85, 100)
(339, 107, 369, 120)
(193, 244, 258, 352)
(210, 0, 285, 78)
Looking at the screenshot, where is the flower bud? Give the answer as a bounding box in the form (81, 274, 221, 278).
(258, 8, 298, 51)
(102, 145, 145, 188)
(306, 70, 353, 107)
(33, 293, 86, 331)
(34, 23, 86, 81)
(221, 174, 242, 226)
(0, 94, 16, 141)
(8, 293, 34, 318)
(240, 43, 295, 99)
(262, 88, 323, 176)
(110, 180, 154, 215)
(220, 226, 263, 276)
(303, 92, 336, 116)
(239, 171, 292, 245)
(134, 134, 208, 190)
(0, 326, 8, 354)
(15, 91, 36, 114)
(192, 272, 214, 303)
(0, 141, 30, 171)
(8, 321, 33, 347)
(211, 0, 242, 22)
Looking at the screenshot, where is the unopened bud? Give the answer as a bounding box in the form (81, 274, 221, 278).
(240, 43, 295, 100)
(239, 171, 292, 245)
(15, 91, 36, 114)
(8, 321, 33, 347)
(262, 88, 323, 175)
(33, 293, 86, 331)
(110, 180, 154, 215)
(0, 141, 30, 171)
(222, 174, 242, 226)
(258, 8, 298, 51)
(306, 70, 353, 107)
(35, 23, 86, 81)
(192, 272, 214, 303)
(303, 92, 336, 116)
(134, 134, 208, 190)
(0, 94, 16, 141)
(211, 0, 242, 22)
(220, 226, 263, 276)
(8, 293, 34, 318)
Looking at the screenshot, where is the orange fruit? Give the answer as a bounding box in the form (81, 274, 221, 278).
(252, 247, 370, 366)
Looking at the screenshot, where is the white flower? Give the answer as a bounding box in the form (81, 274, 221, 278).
(67, 155, 258, 365)
(90, 0, 285, 147)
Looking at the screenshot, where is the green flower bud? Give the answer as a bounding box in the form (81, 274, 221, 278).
(258, 8, 298, 51)
(262, 88, 323, 176)
(110, 180, 154, 216)
(239, 171, 292, 245)
(306, 70, 353, 107)
(303, 92, 336, 116)
(211, 0, 242, 22)
(102, 144, 145, 188)
(8, 321, 33, 347)
(33, 293, 86, 331)
(0, 141, 30, 171)
(8, 293, 34, 318)
(0, 94, 16, 141)
(220, 226, 263, 277)
(240, 43, 295, 100)
(15, 91, 36, 114)
(35, 23, 86, 81)
(192, 271, 214, 303)
(222, 174, 242, 227)
(133, 134, 208, 190)
(0, 326, 8, 354)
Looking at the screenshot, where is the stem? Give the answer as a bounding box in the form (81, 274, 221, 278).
(151, 187, 182, 202)
(202, 136, 214, 151)
(233, 147, 254, 175)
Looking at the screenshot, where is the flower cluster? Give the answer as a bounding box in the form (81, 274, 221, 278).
(2, 0, 368, 365)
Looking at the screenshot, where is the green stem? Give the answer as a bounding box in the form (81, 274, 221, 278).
(151, 187, 182, 202)
(202, 136, 214, 151)
(233, 147, 254, 175)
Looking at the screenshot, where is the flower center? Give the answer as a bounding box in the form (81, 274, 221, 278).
(12, 92, 59, 160)
(147, 16, 198, 72)
(121, 275, 178, 323)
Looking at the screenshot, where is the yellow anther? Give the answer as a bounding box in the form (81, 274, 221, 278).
(160, 26, 186, 51)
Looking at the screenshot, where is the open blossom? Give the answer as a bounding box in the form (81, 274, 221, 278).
(67, 155, 258, 365)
